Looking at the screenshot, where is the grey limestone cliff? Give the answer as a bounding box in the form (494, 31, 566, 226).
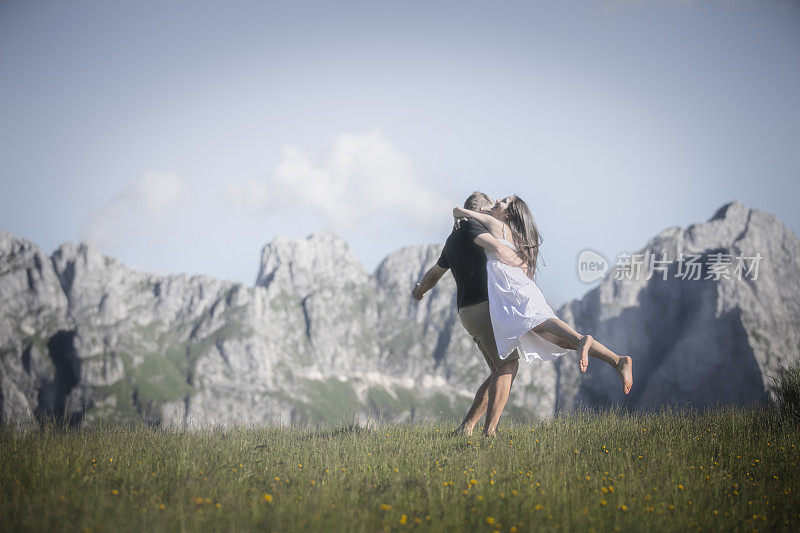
(555, 201, 800, 412)
(0, 201, 797, 427)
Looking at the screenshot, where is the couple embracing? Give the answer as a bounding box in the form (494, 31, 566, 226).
(412, 192, 633, 436)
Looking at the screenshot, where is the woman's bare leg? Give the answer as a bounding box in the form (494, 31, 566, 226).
(532, 318, 594, 371)
(538, 330, 590, 371)
(532, 318, 633, 394)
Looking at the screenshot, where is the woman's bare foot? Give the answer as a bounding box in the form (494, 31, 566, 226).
(576, 334, 592, 373)
(615, 356, 633, 394)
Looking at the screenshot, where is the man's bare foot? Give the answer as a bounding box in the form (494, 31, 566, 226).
(576, 334, 592, 373)
(615, 356, 633, 394)
(451, 426, 472, 436)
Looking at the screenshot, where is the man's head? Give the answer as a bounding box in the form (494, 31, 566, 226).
(463, 191, 494, 212)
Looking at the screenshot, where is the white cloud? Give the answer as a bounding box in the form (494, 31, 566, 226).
(81, 171, 192, 249)
(133, 171, 188, 212)
(225, 130, 451, 228)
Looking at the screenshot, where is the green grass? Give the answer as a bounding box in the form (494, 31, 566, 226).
(1, 404, 798, 532)
(772, 358, 800, 424)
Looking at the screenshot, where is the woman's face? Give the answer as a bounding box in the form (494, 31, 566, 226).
(490, 196, 514, 220)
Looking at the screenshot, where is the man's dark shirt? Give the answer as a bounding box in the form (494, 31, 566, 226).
(436, 219, 490, 309)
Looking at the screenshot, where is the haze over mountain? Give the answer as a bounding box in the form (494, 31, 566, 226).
(1, 201, 797, 427)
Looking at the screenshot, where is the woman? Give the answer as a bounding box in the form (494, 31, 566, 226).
(453, 195, 633, 394)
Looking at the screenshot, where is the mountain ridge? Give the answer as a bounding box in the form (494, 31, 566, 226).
(1, 200, 798, 427)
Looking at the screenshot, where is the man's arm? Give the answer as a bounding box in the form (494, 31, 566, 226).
(412, 264, 448, 301)
(474, 233, 528, 273)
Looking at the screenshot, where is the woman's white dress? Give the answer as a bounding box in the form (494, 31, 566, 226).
(487, 239, 569, 363)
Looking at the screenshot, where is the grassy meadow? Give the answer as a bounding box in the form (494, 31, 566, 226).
(2, 401, 799, 532)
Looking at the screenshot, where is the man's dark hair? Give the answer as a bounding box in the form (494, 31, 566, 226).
(464, 191, 493, 211)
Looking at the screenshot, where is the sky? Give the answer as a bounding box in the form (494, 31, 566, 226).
(1, 0, 798, 308)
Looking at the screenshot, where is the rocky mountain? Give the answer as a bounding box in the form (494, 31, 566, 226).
(556, 201, 800, 412)
(1, 201, 798, 428)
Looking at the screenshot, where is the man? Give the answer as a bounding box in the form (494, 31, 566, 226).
(411, 191, 522, 437)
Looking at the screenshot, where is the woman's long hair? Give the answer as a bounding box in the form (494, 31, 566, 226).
(506, 196, 543, 280)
